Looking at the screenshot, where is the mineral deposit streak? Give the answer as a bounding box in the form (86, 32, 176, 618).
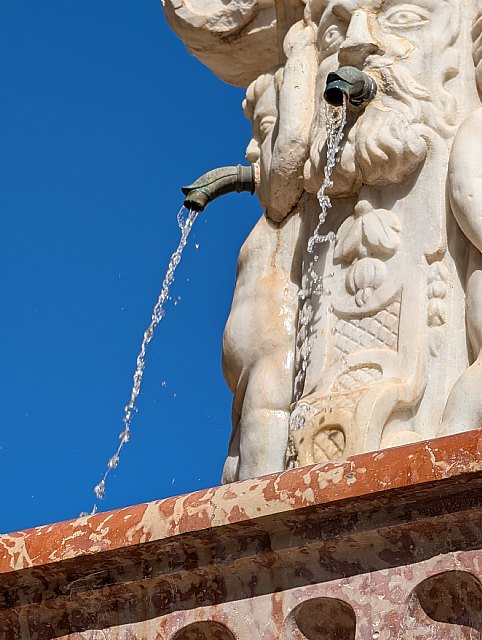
(293, 100, 347, 414)
(90, 206, 199, 512)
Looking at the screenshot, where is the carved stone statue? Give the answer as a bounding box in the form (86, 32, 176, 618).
(163, 0, 482, 481)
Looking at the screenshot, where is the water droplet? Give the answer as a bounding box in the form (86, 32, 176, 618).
(120, 429, 131, 444)
(326, 231, 337, 243)
(94, 481, 105, 500)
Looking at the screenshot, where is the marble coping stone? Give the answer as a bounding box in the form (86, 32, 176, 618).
(1, 429, 482, 638)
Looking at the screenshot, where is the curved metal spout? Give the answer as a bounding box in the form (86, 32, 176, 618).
(324, 66, 377, 107)
(181, 165, 256, 212)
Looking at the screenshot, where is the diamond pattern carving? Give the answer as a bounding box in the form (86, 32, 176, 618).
(333, 299, 401, 355)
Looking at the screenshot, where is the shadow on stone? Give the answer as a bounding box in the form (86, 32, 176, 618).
(282, 597, 356, 639)
(406, 570, 482, 637)
(171, 620, 237, 640)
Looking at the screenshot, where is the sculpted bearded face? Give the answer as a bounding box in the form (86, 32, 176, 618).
(244, 21, 319, 222)
(305, 0, 460, 196)
(244, 67, 283, 210)
(246, 0, 461, 215)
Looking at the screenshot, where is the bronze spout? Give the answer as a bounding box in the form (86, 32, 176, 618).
(324, 66, 377, 107)
(182, 165, 256, 212)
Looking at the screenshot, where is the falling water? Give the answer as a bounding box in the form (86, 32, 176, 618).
(309, 98, 347, 254)
(89, 206, 199, 513)
(293, 98, 347, 413)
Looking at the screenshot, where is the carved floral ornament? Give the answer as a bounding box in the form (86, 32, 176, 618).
(165, 0, 482, 481)
(334, 199, 401, 306)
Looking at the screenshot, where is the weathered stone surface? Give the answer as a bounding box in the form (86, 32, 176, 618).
(2, 429, 482, 638)
(164, 0, 482, 480)
(161, 0, 279, 87)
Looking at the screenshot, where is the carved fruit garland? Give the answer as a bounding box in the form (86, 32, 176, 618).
(334, 199, 401, 306)
(427, 262, 449, 357)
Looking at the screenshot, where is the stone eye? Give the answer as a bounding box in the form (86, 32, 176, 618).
(382, 6, 430, 29)
(320, 24, 344, 51)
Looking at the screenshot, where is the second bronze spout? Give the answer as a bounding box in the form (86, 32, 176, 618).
(324, 66, 377, 107)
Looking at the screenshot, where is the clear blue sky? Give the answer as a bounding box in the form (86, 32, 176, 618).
(0, 2, 262, 533)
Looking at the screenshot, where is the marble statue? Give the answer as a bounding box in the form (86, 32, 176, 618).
(163, 0, 482, 481)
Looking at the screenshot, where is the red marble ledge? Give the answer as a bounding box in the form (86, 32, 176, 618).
(1, 428, 482, 575)
(2, 430, 482, 639)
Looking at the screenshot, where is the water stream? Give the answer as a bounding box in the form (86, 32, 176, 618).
(309, 100, 347, 254)
(293, 99, 347, 416)
(88, 206, 199, 513)
(87, 100, 346, 510)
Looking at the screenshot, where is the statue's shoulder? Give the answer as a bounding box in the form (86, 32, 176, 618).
(452, 107, 482, 148)
(448, 106, 482, 248)
(449, 106, 482, 180)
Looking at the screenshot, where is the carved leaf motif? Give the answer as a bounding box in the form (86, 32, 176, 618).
(428, 299, 446, 327)
(362, 208, 401, 258)
(426, 262, 448, 357)
(335, 203, 401, 263)
(334, 216, 364, 263)
(428, 281, 447, 299)
(428, 262, 449, 285)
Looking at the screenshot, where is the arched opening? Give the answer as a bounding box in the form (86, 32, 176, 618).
(283, 597, 356, 639)
(171, 620, 237, 640)
(407, 570, 482, 637)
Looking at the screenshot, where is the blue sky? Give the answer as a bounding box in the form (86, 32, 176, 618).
(0, 3, 262, 533)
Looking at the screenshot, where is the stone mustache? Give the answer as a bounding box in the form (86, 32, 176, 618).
(163, 0, 482, 482)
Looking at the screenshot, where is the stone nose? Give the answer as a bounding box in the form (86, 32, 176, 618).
(338, 9, 384, 68)
(245, 138, 260, 163)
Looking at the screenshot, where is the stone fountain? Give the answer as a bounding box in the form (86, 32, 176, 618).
(178, 0, 482, 478)
(2, 1, 482, 637)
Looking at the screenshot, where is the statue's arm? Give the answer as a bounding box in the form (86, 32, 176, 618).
(162, 0, 278, 87)
(440, 108, 482, 435)
(449, 108, 482, 254)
